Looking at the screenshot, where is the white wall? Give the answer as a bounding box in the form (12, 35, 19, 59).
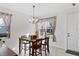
(55, 13, 67, 50)
(0, 7, 36, 54)
(7, 11, 35, 51)
(54, 7, 79, 50)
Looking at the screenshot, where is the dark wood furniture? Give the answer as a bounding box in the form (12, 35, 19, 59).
(19, 37, 42, 56)
(19, 37, 29, 55)
(42, 37, 50, 55)
(19, 35, 37, 55)
(0, 46, 17, 56)
(19, 37, 22, 54)
(29, 39, 42, 56)
(19, 35, 50, 56)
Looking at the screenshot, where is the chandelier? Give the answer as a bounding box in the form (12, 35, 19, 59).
(29, 5, 38, 24)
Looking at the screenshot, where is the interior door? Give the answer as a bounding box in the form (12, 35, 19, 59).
(67, 13, 79, 51)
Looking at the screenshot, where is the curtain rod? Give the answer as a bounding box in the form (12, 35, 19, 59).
(0, 11, 12, 16)
(39, 16, 56, 20)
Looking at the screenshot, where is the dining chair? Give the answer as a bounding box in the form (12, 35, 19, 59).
(19, 38, 22, 55)
(29, 39, 42, 56)
(22, 39, 29, 55)
(19, 36, 29, 55)
(42, 37, 50, 55)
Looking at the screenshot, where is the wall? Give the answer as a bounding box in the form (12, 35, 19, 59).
(0, 7, 36, 54)
(7, 12, 35, 53)
(54, 6, 79, 50)
(54, 13, 67, 50)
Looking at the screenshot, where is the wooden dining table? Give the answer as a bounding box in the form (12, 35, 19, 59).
(19, 36, 49, 56)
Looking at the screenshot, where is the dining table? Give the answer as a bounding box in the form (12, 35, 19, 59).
(19, 35, 49, 56)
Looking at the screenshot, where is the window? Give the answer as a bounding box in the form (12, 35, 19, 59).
(0, 18, 5, 26)
(37, 16, 57, 39)
(0, 13, 11, 37)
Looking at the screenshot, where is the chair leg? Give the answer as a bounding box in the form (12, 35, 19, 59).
(24, 44, 26, 55)
(40, 48, 42, 56)
(45, 45, 47, 56)
(32, 48, 34, 56)
(47, 45, 50, 53)
(29, 45, 32, 56)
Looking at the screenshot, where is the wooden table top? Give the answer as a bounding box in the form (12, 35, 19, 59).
(0, 46, 17, 56)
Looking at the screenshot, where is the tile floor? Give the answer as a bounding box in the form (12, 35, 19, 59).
(19, 46, 74, 56)
(13, 35, 74, 56)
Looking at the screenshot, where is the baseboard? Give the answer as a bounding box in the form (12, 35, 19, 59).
(52, 45, 66, 50)
(66, 50, 79, 56)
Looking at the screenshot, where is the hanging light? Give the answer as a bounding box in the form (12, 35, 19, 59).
(29, 5, 38, 24)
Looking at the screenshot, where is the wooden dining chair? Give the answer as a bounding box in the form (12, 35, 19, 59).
(19, 37, 29, 55)
(19, 38, 22, 55)
(29, 39, 42, 56)
(22, 39, 29, 55)
(42, 37, 50, 55)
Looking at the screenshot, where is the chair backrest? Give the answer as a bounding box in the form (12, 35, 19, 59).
(32, 39, 42, 49)
(30, 35, 37, 40)
(42, 37, 49, 45)
(45, 37, 49, 43)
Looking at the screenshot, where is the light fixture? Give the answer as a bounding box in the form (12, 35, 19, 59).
(29, 5, 38, 24)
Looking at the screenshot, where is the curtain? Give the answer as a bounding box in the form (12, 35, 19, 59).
(48, 17, 57, 42)
(0, 13, 12, 37)
(37, 16, 57, 42)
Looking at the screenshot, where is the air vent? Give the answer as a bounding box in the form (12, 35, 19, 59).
(72, 3, 76, 6)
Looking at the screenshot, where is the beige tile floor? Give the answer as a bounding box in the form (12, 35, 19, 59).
(13, 35, 74, 56)
(19, 46, 74, 56)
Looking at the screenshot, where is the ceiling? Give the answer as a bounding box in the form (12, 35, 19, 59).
(0, 3, 79, 18)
